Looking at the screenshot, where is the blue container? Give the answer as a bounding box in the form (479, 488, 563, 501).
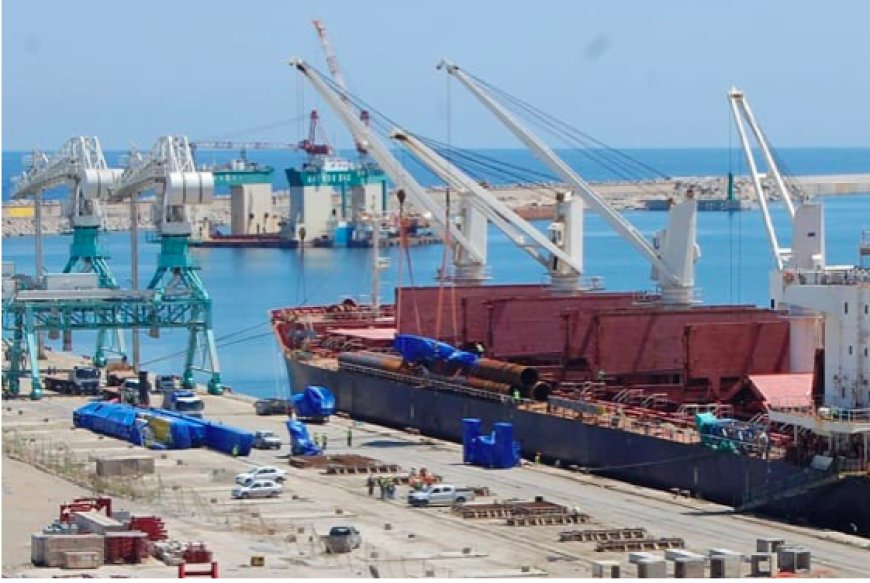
(335, 224, 353, 246)
(462, 418, 482, 464)
(493, 422, 519, 468)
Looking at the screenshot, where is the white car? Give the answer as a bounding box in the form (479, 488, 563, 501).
(235, 466, 287, 486)
(232, 479, 282, 499)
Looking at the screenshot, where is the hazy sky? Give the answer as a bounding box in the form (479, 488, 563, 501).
(3, 0, 869, 151)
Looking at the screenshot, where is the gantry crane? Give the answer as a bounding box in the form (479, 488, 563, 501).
(108, 136, 223, 393)
(439, 60, 699, 304)
(290, 58, 488, 283)
(9, 136, 127, 365)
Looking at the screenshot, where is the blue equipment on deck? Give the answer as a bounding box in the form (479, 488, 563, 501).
(286, 419, 322, 456)
(462, 418, 521, 469)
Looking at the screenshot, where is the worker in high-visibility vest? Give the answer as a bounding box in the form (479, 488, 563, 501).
(512, 388, 521, 404)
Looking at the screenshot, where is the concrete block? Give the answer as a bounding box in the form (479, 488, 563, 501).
(665, 549, 704, 561)
(750, 552, 776, 577)
(592, 560, 621, 578)
(777, 547, 811, 573)
(636, 559, 667, 578)
(38, 534, 104, 567)
(756, 537, 785, 553)
(74, 511, 125, 535)
(30, 534, 46, 566)
(628, 552, 655, 564)
(707, 547, 741, 558)
(710, 554, 742, 578)
(62, 551, 100, 569)
(95, 455, 154, 477)
(674, 557, 705, 578)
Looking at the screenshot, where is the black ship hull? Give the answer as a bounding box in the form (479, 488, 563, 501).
(285, 356, 870, 536)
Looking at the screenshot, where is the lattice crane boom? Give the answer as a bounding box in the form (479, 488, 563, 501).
(11, 137, 121, 229)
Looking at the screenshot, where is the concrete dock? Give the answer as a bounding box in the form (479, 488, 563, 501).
(3, 379, 869, 578)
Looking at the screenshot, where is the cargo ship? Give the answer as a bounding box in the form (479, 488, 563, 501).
(273, 61, 869, 535)
(271, 276, 869, 535)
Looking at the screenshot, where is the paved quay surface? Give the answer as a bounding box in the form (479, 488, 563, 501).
(2, 386, 868, 578)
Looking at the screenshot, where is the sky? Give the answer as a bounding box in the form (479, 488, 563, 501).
(3, 0, 869, 151)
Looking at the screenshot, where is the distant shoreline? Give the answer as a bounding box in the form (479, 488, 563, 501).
(3, 175, 869, 238)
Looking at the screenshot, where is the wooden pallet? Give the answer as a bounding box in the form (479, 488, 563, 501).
(506, 513, 590, 527)
(559, 528, 647, 542)
(325, 464, 401, 475)
(594, 537, 685, 552)
(455, 500, 570, 520)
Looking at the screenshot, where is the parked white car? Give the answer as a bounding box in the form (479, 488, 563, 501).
(232, 479, 282, 499)
(235, 466, 287, 486)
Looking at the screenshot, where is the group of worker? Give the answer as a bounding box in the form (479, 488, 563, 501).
(311, 432, 329, 451)
(407, 467, 436, 490)
(311, 427, 354, 452)
(366, 474, 397, 499)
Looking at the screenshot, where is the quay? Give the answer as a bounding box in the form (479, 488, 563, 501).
(2, 353, 869, 577)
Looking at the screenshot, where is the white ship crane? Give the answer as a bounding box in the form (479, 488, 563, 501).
(730, 90, 868, 485)
(290, 58, 488, 283)
(391, 130, 584, 291)
(439, 60, 699, 304)
(109, 136, 223, 393)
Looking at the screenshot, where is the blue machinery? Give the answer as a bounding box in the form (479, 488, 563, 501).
(4, 136, 223, 398)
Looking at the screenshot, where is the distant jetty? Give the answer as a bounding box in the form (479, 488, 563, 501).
(4, 173, 869, 237)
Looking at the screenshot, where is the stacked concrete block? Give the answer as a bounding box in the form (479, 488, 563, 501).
(778, 547, 811, 573)
(710, 554, 742, 578)
(635, 559, 667, 578)
(750, 552, 777, 577)
(62, 551, 101, 569)
(74, 511, 125, 535)
(31, 533, 104, 567)
(592, 560, 621, 578)
(756, 537, 785, 553)
(674, 557, 705, 578)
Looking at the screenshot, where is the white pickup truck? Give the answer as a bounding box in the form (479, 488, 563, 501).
(407, 484, 475, 507)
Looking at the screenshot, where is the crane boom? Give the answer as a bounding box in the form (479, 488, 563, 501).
(289, 58, 484, 265)
(439, 59, 697, 302)
(728, 88, 799, 272)
(392, 130, 582, 275)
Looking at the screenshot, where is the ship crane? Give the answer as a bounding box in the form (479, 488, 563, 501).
(729, 88, 868, 411)
(391, 131, 584, 290)
(290, 58, 488, 283)
(439, 60, 699, 304)
(10, 136, 127, 364)
(109, 135, 223, 394)
(728, 88, 825, 303)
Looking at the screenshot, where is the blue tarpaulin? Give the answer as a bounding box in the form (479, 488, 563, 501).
(393, 334, 479, 367)
(292, 386, 336, 419)
(286, 419, 322, 456)
(461, 418, 521, 469)
(73, 402, 253, 456)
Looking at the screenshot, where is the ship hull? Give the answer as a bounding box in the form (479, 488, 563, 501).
(285, 356, 870, 536)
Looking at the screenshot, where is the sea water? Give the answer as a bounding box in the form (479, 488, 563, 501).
(3, 149, 869, 397)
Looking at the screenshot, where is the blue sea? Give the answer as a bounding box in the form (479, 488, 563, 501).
(3, 148, 869, 397)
